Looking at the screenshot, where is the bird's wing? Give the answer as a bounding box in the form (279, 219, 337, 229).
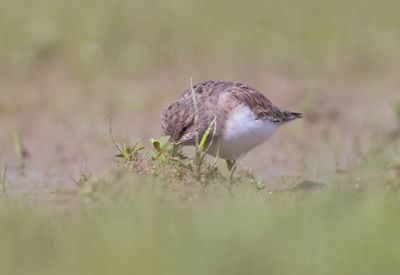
(228, 83, 302, 122)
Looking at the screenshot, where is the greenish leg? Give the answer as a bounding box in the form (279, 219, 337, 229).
(226, 160, 238, 180)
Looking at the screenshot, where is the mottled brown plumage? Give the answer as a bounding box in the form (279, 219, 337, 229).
(161, 80, 302, 147)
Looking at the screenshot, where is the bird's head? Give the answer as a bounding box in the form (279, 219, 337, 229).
(161, 101, 196, 145)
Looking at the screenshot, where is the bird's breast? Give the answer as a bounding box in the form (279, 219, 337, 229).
(208, 104, 278, 160)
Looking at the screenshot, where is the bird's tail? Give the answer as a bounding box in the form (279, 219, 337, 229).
(282, 111, 302, 121)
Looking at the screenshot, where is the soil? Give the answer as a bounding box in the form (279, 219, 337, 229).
(1, 66, 399, 196)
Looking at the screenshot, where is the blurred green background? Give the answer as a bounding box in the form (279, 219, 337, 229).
(2, 0, 400, 75)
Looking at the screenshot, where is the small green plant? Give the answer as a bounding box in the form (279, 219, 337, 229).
(114, 141, 144, 161)
(149, 136, 173, 161)
(149, 136, 190, 169)
(198, 117, 217, 153)
(109, 119, 144, 162)
(255, 180, 265, 190)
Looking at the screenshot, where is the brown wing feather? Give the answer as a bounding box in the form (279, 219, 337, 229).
(228, 82, 302, 122)
(179, 80, 301, 123)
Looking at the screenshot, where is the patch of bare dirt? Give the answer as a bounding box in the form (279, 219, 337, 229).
(1, 65, 399, 195)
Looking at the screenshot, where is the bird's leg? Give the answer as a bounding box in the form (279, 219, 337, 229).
(226, 160, 234, 171)
(226, 160, 238, 180)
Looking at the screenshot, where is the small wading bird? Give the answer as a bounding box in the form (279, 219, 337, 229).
(161, 80, 302, 176)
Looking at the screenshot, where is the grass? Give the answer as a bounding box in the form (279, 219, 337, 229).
(1, 177, 400, 275)
(1, 137, 400, 275)
(13, 131, 26, 175)
(1, 0, 400, 76)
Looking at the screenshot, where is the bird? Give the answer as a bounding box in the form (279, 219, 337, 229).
(161, 80, 302, 175)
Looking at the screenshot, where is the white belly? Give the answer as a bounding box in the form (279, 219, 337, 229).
(208, 105, 278, 160)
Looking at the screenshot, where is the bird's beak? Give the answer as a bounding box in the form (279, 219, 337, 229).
(175, 140, 185, 146)
(176, 136, 193, 146)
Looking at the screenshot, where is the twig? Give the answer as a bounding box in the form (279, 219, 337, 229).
(210, 138, 220, 170)
(200, 117, 217, 161)
(228, 160, 239, 181)
(109, 118, 125, 156)
(190, 77, 202, 180)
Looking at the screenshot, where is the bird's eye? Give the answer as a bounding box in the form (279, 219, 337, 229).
(179, 126, 188, 138)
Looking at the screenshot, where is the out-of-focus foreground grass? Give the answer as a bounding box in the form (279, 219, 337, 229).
(1, 140, 400, 275)
(1, 175, 400, 275)
(1, 0, 400, 75)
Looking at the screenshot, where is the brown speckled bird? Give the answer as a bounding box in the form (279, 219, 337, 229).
(162, 80, 302, 171)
